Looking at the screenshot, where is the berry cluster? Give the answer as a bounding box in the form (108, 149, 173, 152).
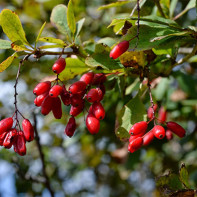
(128, 105, 186, 153)
(0, 117, 34, 156)
(33, 57, 106, 138)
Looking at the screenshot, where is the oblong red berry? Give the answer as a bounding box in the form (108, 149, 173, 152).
(166, 130, 173, 140)
(22, 119, 34, 142)
(110, 40, 129, 59)
(128, 137, 143, 153)
(80, 72, 94, 85)
(49, 85, 63, 98)
(92, 74, 106, 85)
(34, 92, 48, 107)
(70, 103, 84, 117)
(69, 81, 87, 94)
(86, 89, 100, 103)
(129, 131, 145, 143)
(41, 95, 53, 115)
(14, 131, 26, 156)
(52, 97, 62, 119)
(33, 81, 51, 96)
(3, 129, 17, 149)
(152, 125, 165, 139)
(147, 104, 157, 119)
(65, 117, 76, 138)
(0, 132, 8, 146)
(129, 121, 148, 136)
(60, 89, 71, 106)
(92, 102, 105, 120)
(86, 113, 100, 135)
(71, 94, 84, 107)
(158, 106, 167, 123)
(0, 117, 13, 135)
(52, 58, 66, 74)
(143, 130, 154, 146)
(166, 121, 186, 138)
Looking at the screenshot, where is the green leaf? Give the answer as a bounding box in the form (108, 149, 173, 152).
(115, 94, 147, 141)
(97, 37, 117, 47)
(179, 163, 191, 188)
(38, 44, 65, 49)
(38, 37, 65, 46)
(59, 58, 90, 81)
(74, 18, 85, 40)
(67, 0, 76, 35)
(169, 0, 178, 18)
(0, 53, 17, 72)
(125, 78, 140, 95)
(35, 22, 46, 48)
(50, 4, 71, 41)
(0, 39, 12, 49)
(11, 40, 31, 51)
(97, 1, 133, 10)
(0, 9, 30, 46)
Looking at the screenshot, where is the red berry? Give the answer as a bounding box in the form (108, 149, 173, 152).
(129, 131, 145, 142)
(3, 129, 17, 149)
(33, 81, 51, 96)
(147, 104, 157, 119)
(110, 40, 129, 59)
(65, 117, 76, 137)
(92, 102, 105, 120)
(143, 130, 155, 146)
(0, 132, 8, 146)
(41, 95, 53, 115)
(22, 119, 34, 142)
(166, 130, 173, 140)
(70, 103, 84, 117)
(52, 97, 62, 119)
(34, 92, 48, 107)
(129, 121, 148, 136)
(86, 89, 100, 103)
(158, 106, 167, 123)
(52, 58, 66, 74)
(0, 117, 13, 135)
(96, 87, 103, 101)
(69, 81, 87, 94)
(128, 137, 143, 153)
(92, 74, 106, 85)
(80, 72, 94, 85)
(71, 94, 84, 107)
(60, 89, 71, 106)
(166, 121, 186, 138)
(49, 85, 63, 97)
(86, 113, 100, 134)
(152, 125, 165, 139)
(14, 131, 26, 156)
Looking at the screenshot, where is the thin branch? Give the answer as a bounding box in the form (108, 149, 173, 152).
(153, 0, 166, 18)
(33, 113, 55, 197)
(148, 82, 156, 125)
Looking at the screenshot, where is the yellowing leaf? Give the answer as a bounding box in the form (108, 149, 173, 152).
(0, 39, 12, 49)
(67, 0, 76, 34)
(0, 53, 17, 72)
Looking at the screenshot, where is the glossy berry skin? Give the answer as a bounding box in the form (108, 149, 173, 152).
(86, 113, 100, 134)
(0, 117, 13, 135)
(166, 130, 173, 140)
(3, 129, 17, 149)
(96, 87, 103, 101)
(0, 132, 7, 146)
(60, 90, 71, 106)
(166, 121, 186, 138)
(158, 106, 167, 123)
(14, 131, 26, 156)
(129, 121, 148, 136)
(143, 130, 155, 146)
(69, 81, 87, 94)
(70, 103, 84, 117)
(52, 58, 66, 74)
(33, 81, 51, 96)
(22, 119, 34, 142)
(110, 40, 129, 59)
(41, 95, 53, 115)
(49, 85, 63, 98)
(152, 125, 165, 139)
(80, 72, 94, 85)
(129, 131, 145, 142)
(86, 89, 100, 103)
(92, 74, 106, 85)
(92, 102, 105, 120)
(147, 104, 157, 119)
(71, 94, 84, 107)
(65, 117, 76, 137)
(128, 137, 143, 153)
(34, 92, 48, 107)
(52, 97, 62, 119)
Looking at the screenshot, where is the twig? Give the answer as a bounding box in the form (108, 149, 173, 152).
(153, 0, 166, 18)
(148, 82, 156, 125)
(133, 0, 140, 50)
(33, 113, 55, 197)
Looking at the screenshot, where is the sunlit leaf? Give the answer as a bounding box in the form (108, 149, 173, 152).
(35, 22, 46, 48)
(67, 0, 76, 35)
(38, 37, 65, 45)
(97, 1, 133, 10)
(74, 18, 85, 40)
(0, 53, 17, 72)
(0, 39, 12, 49)
(11, 40, 31, 51)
